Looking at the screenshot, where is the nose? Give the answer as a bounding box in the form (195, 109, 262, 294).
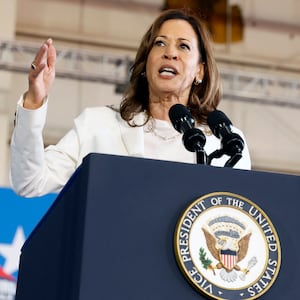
(163, 46, 178, 60)
(163, 53, 178, 60)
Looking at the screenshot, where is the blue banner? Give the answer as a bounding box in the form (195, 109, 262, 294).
(0, 187, 56, 298)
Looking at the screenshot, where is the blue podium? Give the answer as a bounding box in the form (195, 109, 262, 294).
(15, 154, 300, 299)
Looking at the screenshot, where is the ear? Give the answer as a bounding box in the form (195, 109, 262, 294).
(196, 62, 205, 82)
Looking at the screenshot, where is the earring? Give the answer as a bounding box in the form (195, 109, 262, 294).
(194, 78, 202, 85)
(141, 71, 146, 77)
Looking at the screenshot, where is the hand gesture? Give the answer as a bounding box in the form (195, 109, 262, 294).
(24, 38, 56, 109)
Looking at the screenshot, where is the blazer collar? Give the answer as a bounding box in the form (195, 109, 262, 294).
(117, 112, 146, 157)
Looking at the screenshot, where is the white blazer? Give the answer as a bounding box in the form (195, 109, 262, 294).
(10, 100, 251, 197)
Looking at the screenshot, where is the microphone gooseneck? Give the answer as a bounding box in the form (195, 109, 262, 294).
(169, 104, 207, 165)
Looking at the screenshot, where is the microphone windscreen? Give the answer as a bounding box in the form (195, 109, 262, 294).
(207, 110, 232, 138)
(169, 104, 191, 121)
(168, 104, 194, 133)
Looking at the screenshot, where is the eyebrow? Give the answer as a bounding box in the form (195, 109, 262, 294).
(156, 35, 191, 43)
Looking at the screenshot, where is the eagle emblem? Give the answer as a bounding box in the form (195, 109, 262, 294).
(201, 216, 257, 282)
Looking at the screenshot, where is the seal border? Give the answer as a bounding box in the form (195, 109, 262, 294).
(173, 191, 281, 300)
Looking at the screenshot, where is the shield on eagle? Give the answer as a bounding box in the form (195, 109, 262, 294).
(220, 249, 238, 271)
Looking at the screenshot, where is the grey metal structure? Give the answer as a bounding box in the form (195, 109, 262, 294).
(1, 39, 300, 108)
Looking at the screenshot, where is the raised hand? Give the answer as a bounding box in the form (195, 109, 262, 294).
(24, 38, 56, 109)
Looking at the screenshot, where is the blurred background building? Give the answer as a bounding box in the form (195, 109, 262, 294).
(1, 0, 300, 187)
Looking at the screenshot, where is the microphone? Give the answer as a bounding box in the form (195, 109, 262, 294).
(207, 110, 244, 167)
(168, 104, 207, 164)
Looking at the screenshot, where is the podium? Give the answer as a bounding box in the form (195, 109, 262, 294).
(15, 153, 300, 299)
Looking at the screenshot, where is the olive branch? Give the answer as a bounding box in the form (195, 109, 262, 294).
(199, 247, 215, 275)
(199, 247, 212, 269)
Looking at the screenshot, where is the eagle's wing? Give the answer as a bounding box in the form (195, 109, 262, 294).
(202, 228, 219, 260)
(238, 233, 252, 262)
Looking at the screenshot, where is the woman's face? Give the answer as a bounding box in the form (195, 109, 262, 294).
(146, 19, 204, 104)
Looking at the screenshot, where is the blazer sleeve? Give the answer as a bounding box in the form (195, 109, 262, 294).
(10, 97, 78, 197)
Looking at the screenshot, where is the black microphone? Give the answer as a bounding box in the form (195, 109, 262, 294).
(168, 104, 207, 164)
(207, 110, 244, 167)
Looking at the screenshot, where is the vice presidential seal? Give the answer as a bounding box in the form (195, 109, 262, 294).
(174, 192, 281, 300)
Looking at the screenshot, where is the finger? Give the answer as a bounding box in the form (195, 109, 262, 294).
(32, 39, 50, 68)
(29, 63, 46, 80)
(46, 39, 56, 70)
(45, 38, 53, 47)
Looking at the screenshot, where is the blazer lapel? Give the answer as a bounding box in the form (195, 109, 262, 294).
(117, 112, 145, 157)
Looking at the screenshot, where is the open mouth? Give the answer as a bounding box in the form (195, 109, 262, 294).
(159, 67, 177, 75)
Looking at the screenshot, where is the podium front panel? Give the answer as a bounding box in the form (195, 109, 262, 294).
(16, 154, 300, 300)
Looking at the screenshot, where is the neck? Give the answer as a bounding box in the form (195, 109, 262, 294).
(149, 94, 188, 121)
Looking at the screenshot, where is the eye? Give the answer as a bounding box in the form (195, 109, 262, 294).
(154, 40, 165, 47)
(180, 43, 190, 50)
